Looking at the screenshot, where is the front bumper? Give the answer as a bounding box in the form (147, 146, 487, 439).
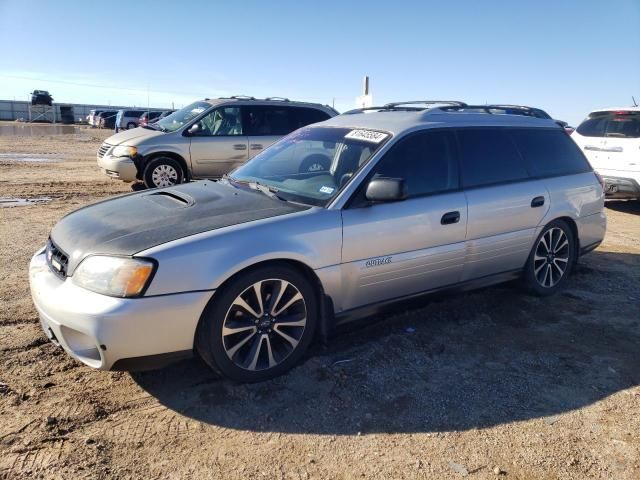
(29, 250, 212, 370)
(97, 154, 138, 182)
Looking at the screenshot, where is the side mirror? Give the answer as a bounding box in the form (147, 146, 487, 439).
(185, 123, 200, 136)
(365, 177, 407, 203)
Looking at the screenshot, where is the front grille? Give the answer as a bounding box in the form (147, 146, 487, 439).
(97, 143, 111, 159)
(46, 238, 69, 279)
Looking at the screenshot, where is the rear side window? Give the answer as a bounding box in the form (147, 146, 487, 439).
(513, 129, 591, 177)
(371, 130, 459, 197)
(577, 112, 640, 138)
(457, 129, 529, 188)
(292, 108, 331, 130)
(244, 106, 297, 136)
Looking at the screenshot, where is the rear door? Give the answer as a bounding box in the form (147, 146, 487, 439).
(458, 128, 549, 281)
(189, 106, 249, 177)
(245, 105, 295, 158)
(340, 130, 467, 312)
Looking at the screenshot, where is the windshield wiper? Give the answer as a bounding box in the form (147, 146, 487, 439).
(250, 181, 289, 202)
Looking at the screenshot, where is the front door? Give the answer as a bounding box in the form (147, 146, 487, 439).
(189, 106, 249, 177)
(340, 130, 467, 312)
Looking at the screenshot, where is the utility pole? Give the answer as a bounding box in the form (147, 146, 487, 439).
(356, 75, 372, 108)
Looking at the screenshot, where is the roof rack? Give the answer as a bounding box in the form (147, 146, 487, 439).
(229, 95, 257, 100)
(342, 100, 467, 115)
(438, 104, 538, 116)
(264, 96, 290, 102)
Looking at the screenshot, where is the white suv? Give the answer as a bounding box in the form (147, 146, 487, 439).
(572, 108, 640, 200)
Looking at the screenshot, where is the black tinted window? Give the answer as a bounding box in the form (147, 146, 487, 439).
(576, 116, 608, 137)
(458, 129, 529, 187)
(244, 106, 296, 136)
(293, 108, 330, 130)
(372, 130, 458, 197)
(513, 129, 591, 177)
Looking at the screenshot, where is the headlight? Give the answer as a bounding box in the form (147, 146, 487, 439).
(111, 145, 138, 158)
(72, 256, 155, 297)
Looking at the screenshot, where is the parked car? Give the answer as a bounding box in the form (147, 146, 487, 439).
(97, 97, 338, 188)
(572, 107, 640, 200)
(31, 100, 606, 381)
(97, 110, 119, 129)
(157, 110, 176, 120)
(31, 90, 53, 106)
(138, 111, 165, 127)
(115, 109, 147, 130)
(87, 109, 105, 127)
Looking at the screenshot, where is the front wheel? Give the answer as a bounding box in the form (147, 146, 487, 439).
(143, 157, 184, 189)
(523, 220, 576, 296)
(126, 122, 137, 129)
(196, 265, 317, 382)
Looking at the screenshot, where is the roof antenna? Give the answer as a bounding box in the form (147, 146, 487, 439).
(632, 96, 638, 107)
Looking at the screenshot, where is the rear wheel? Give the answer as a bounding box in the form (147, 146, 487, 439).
(196, 265, 317, 382)
(523, 220, 575, 296)
(143, 157, 184, 189)
(126, 122, 137, 129)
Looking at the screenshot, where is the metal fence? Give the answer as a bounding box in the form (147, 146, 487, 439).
(0, 100, 166, 123)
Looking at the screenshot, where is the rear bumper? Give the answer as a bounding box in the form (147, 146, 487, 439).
(29, 249, 212, 370)
(576, 211, 606, 255)
(601, 175, 640, 199)
(97, 154, 137, 182)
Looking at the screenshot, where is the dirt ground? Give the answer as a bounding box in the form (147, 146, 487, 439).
(0, 122, 639, 480)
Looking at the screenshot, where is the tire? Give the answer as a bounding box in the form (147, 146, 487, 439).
(195, 264, 318, 382)
(126, 122, 137, 129)
(143, 157, 184, 189)
(523, 220, 576, 296)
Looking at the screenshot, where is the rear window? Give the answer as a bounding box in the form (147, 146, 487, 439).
(457, 129, 529, 188)
(577, 111, 640, 138)
(513, 129, 591, 177)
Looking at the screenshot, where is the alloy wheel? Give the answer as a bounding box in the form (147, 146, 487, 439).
(222, 279, 307, 371)
(533, 227, 570, 288)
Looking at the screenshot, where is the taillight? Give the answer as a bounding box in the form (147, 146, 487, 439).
(594, 171, 605, 191)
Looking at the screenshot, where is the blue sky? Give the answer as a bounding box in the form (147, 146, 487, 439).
(0, 0, 638, 125)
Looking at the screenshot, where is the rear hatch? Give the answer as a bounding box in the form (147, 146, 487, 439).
(572, 110, 640, 173)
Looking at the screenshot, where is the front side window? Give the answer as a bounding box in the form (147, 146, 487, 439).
(156, 101, 210, 133)
(229, 127, 389, 206)
(196, 107, 243, 136)
(458, 128, 529, 188)
(369, 130, 459, 197)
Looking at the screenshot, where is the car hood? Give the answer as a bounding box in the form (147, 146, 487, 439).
(50, 181, 308, 274)
(104, 127, 164, 146)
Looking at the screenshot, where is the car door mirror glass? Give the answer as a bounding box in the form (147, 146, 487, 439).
(365, 177, 407, 203)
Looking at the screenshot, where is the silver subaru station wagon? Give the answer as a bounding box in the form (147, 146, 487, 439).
(30, 100, 606, 382)
(97, 97, 337, 189)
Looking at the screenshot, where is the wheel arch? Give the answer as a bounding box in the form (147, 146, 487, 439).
(193, 258, 334, 352)
(542, 215, 580, 262)
(139, 151, 189, 180)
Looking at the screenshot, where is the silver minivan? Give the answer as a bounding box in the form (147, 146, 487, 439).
(98, 97, 338, 188)
(31, 101, 606, 382)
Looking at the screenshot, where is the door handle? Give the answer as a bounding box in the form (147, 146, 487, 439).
(441, 211, 460, 225)
(250, 144, 264, 150)
(233, 144, 247, 150)
(531, 196, 545, 208)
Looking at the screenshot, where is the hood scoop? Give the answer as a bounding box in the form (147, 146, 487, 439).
(145, 190, 196, 209)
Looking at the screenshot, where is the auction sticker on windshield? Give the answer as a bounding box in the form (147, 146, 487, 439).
(344, 129, 389, 143)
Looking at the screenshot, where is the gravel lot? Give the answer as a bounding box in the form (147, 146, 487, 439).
(1, 122, 639, 479)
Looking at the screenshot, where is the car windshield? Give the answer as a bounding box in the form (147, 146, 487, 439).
(156, 101, 211, 133)
(229, 126, 390, 207)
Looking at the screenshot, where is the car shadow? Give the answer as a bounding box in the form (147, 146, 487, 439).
(606, 199, 640, 215)
(131, 250, 640, 435)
